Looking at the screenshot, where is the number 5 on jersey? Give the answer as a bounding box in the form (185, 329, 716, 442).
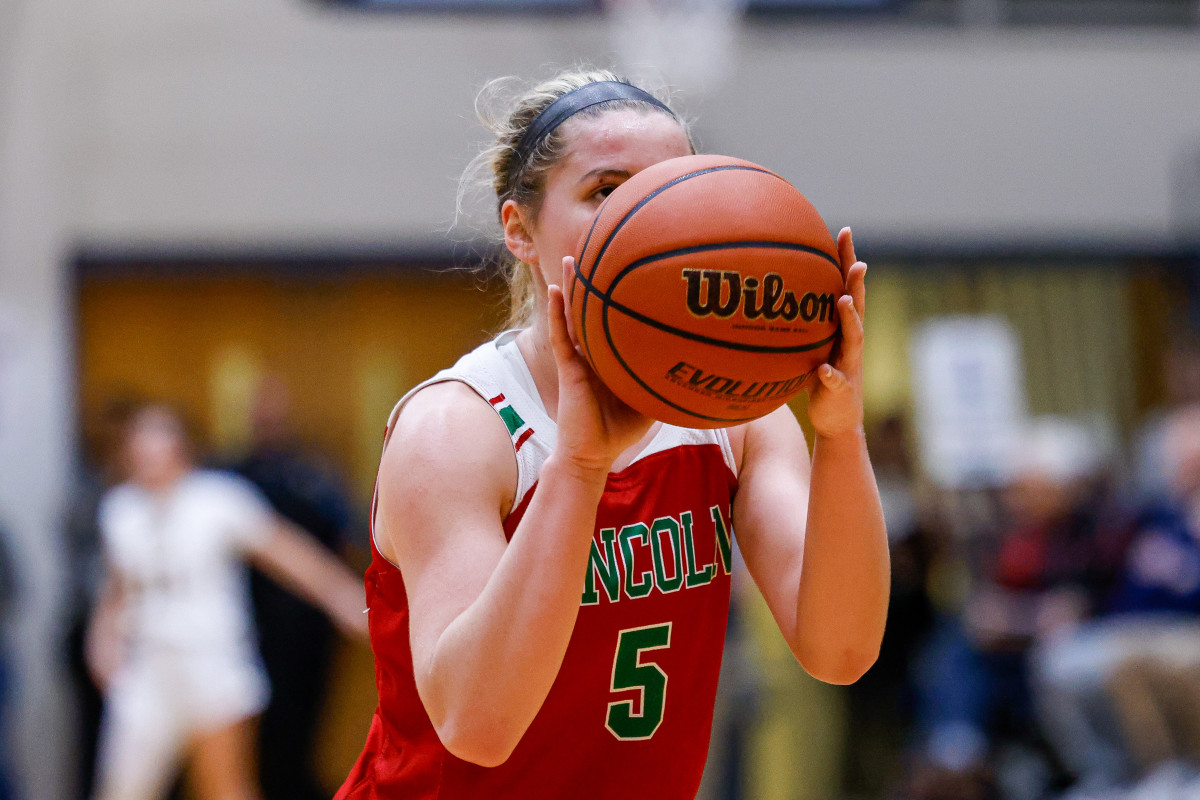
(605, 622, 672, 741)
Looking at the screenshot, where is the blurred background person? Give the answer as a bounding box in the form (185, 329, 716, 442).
(1132, 340, 1200, 503)
(1035, 404, 1200, 799)
(909, 416, 1126, 800)
(0, 518, 20, 800)
(231, 377, 354, 800)
(86, 404, 367, 800)
(62, 396, 140, 800)
(841, 413, 940, 800)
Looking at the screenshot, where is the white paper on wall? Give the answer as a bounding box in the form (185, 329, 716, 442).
(910, 315, 1028, 490)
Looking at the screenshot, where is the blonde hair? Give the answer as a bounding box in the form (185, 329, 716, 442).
(458, 68, 693, 329)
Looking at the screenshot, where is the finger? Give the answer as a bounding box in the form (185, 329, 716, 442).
(834, 294, 864, 374)
(837, 227, 857, 283)
(817, 362, 849, 392)
(561, 256, 580, 344)
(546, 284, 583, 370)
(847, 261, 867, 321)
(565, 253, 577, 308)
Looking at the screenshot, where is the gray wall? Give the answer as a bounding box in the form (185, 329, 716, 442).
(67, 4, 1200, 249)
(2, 1, 1200, 797)
(1, 1, 82, 797)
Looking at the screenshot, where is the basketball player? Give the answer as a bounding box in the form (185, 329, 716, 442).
(87, 404, 368, 800)
(336, 69, 889, 799)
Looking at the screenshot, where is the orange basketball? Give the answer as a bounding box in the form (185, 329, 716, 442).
(568, 154, 843, 429)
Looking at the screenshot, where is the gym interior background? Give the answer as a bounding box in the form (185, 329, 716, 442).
(2, 1, 1200, 798)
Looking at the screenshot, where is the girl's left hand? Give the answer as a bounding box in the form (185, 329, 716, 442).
(806, 227, 867, 440)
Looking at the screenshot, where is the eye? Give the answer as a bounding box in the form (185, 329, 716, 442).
(592, 183, 617, 200)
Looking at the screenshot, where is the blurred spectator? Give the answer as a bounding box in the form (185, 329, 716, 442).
(1034, 405, 1200, 798)
(87, 404, 366, 800)
(1132, 339, 1200, 500)
(910, 417, 1126, 800)
(1, 520, 20, 800)
(841, 414, 939, 799)
(63, 396, 139, 800)
(232, 378, 354, 800)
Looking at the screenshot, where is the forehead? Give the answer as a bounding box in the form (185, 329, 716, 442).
(555, 107, 691, 176)
(130, 409, 181, 437)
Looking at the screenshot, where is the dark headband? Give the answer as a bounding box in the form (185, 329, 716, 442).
(510, 81, 675, 178)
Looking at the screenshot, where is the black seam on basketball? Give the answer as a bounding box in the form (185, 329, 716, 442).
(612, 239, 840, 275)
(600, 298, 762, 426)
(572, 196, 609, 311)
(586, 165, 783, 284)
(579, 164, 779, 369)
(574, 242, 840, 354)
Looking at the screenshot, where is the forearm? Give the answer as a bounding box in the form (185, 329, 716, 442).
(421, 456, 606, 764)
(256, 523, 363, 619)
(85, 576, 128, 688)
(795, 429, 890, 683)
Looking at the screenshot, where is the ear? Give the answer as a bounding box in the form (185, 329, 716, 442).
(501, 199, 538, 267)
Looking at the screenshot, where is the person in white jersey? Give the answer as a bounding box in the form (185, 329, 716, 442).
(86, 404, 368, 800)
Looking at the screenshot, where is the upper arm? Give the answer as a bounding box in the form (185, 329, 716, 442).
(374, 382, 518, 682)
(730, 405, 812, 641)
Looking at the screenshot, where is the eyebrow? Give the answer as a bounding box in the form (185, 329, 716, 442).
(577, 168, 631, 185)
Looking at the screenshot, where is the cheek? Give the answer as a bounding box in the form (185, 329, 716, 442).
(535, 191, 597, 257)
(561, 206, 604, 261)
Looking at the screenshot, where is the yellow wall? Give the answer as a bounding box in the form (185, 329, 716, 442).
(78, 270, 508, 501)
(858, 263, 1174, 432)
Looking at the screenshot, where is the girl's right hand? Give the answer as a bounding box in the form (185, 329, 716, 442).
(546, 256, 654, 479)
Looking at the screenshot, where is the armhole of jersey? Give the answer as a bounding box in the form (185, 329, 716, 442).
(369, 376, 521, 570)
(715, 426, 738, 478)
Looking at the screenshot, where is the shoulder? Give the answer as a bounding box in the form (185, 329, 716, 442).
(100, 482, 138, 506)
(188, 469, 259, 496)
(389, 380, 512, 453)
(98, 483, 140, 526)
(187, 470, 271, 514)
(380, 380, 518, 517)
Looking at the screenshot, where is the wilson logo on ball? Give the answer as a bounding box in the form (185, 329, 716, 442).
(681, 269, 837, 323)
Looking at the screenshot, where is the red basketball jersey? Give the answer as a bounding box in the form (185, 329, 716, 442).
(335, 332, 738, 800)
